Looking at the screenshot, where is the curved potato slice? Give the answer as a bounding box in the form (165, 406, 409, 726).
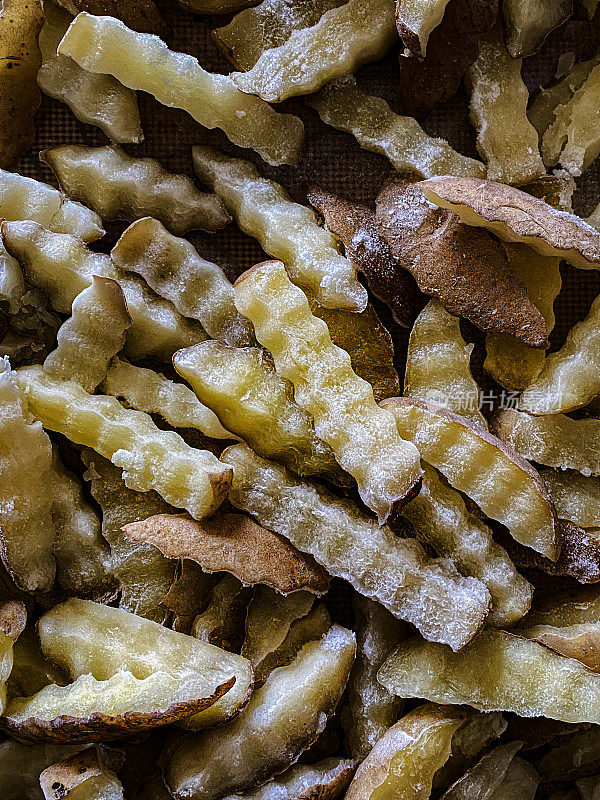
(39, 748, 124, 800)
(222, 757, 355, 800)
(382, 397, 559, 559)
(41, 146, 230, 235)
(58, 13, 304, 167)
(396, 0, 452, 56)
(164, 625, 355, 800)
(540, 469, 600, 529)
(502, 0, 570, 58)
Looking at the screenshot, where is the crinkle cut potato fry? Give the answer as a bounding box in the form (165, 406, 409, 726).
(502, 0, 572, 58)
(0, 0, 43, 170)
(192, 147, 367, 312)
(221, 757, 355, 800)
(39, 748, 124, 800)
(15, 366, 232, 520)
(233, 260, 422, 522)
(38, 3, 144, 145)
(230, 0, 396, 102)
(57, 13, 304, 167)
(540, 469, 600, 529)
(382, 397, 559, 559)
(41, 145, 231, 235)
(164, 625, 355, 800)
(395, 0, 452, 56)
(221, 444, 491, 650)
(308, 78, 486, 179)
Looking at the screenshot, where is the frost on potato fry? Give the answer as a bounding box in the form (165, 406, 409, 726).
(440, 741, 524, 800)
(37, 4, 143, 145)
(214, 0, 344, 71)
(44, 277, 131, 394)
(467, 26, 545, 185)
(121, 512, 330, 595)
(231, 0, 396, 102)
(192, 147, 367, 311)
(191, 575, 252, 653)
(402, 464, 533, 627)
(382, 398, 559, 559)
(58, 13, 304, 167)
(55, 0, 166, 35)
(102, 357, 233, 441)
(222, 444, 490, 649)
(173, 341, 345, 484)
(42, 146, 231, 235)
(39, 748, 124, 800)
(404, 300, 486, 427)
(502, 0, 571, 58)
(112, 217, 254, 347)
(375, 179, 548, 347)
(0, 0, 43, 169)
(540, 469, 600, 529)
(16, 366, 232, 520)
(418, 176, 600, 270)
(222, 757, 355, 800)
(308, 79, 486, 179)
(164, 625, 355, 800)
(396, 0, 452, 56)
(0, 359, 56, 593)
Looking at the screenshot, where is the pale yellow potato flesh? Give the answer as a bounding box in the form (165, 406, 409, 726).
(221, 757, 355, 800)
(382, 398, 559, 559)
(222, 444, 490, 650)
(540, 469, 600, 529)
(41, 145, 231, 235)
(234, 260, 422, 522)
(39, 748, 124, 800)
(404, 300, 486, 427)
(58, 13, 304, 167)
(308, 78, 485, 179)
(488, 756, 539, 800)
(37, 3, 143, 144)
(396, 0, 452, 56)
(440, 741, 524, 800)
(192, 147, 367, 311)
(231, 0, 396, 102)
(502, 0, 571, 58)
(15, 366, 231, 520)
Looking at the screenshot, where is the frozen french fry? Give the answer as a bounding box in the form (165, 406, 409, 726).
(396, 0, 452, 56)
(220, 758, 355, 800)
(540, 469, 600, 529)
(502, 0, 570, 57)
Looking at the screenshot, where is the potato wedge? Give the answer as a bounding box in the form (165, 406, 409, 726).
(55, 0, 165, 34)
(221, 758, 355, 800)
(234, 260, 422, 522)
(16, 366, 231, 520)
(41, 146, 231, 235)
(308, 79, 486, 179)
(231, 0, 396, 102)
(418, 176, 600, 270)
(191, 575, 252, 653)
(396, 0, 452, 56)
(535, 726, 600, 781)
(379, 629, 600, 723)
(0, 0, 43, 169)
(222, 444, 490, 649)
(122, 512, 330, 596)
(192, 147, 366, 312)
(440, 741, 524, 800)
(502, 0, 571, 58)
(38, 4, 143, 144)
(164, 625, 355, 800)
(382, 397, 559, 559)
(58, 13, 304, 167)
(375, 179, 548, 347)
(39, 748, 124, 800)
(541, 469, 600, 529)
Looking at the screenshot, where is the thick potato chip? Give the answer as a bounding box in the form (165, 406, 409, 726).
(37, 4, 143, 144)
(16, 366, 231, 520)
(1, 221, 206, 361)
(502, 0, 571, 58)
(396, 0, 452, 56)
(0, 740, 83, 800)
(541, 469, 600, 529)
(234, 260, 422, 522)
(0, 0, 43, 169)
(58, 13, 304, 167)
(164, 625, 355, 800)
(440, 742, 525, 800)
(418, 176, 600, 270)
(309, 79, 486, 179)
(467, 26, 545, 185)
(375, 179, 548, 347)
(191, 575, 252, 653)
(42, 146, 230, 235)
(122, 512, 330, 595)
(382, 397, 559, 559)
(39, 748, 124, 800)
(222, 444, 490, 649)
(534, 726, 600, 781)
(221, 757, 355, 800)
(193, 147, 367, 312)
(55, 0, 165, 34)
(231, 0, 396, 102)
(404, 300, 486, 426)
(341, 594, 405, 760)
(173, 341, 345, 484)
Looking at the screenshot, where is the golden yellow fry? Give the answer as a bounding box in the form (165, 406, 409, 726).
(488, 756, 539, 800)
(58, 13, 304, 166)
(396, 0, 452, 56)
(231, 0, 396, 102)
(404, 300, 486, 427)
(191, 575, 252, 653)
(16, 366, 232, 520)
(38, 3, 143, 144)
(242, 588, 315, 668)
(234, 260, 422, 522)
(308, 78, 485, 179)
(39, 748, 124, 800)
(173, 341, 345, 483)
(467, 26, 545, 185)
(502, 0, 571, 57)
(440, 742, 524, 800)
(382, 398, 559, 559)
(221, 758, 355, 800)
(540, 469, 600, 529)
(193, 147, 367, 311)
(1, 221, 206, 361)
(222, 444, 490, 650)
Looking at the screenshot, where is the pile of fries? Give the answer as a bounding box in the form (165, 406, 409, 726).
(3, 0, 600, 797)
